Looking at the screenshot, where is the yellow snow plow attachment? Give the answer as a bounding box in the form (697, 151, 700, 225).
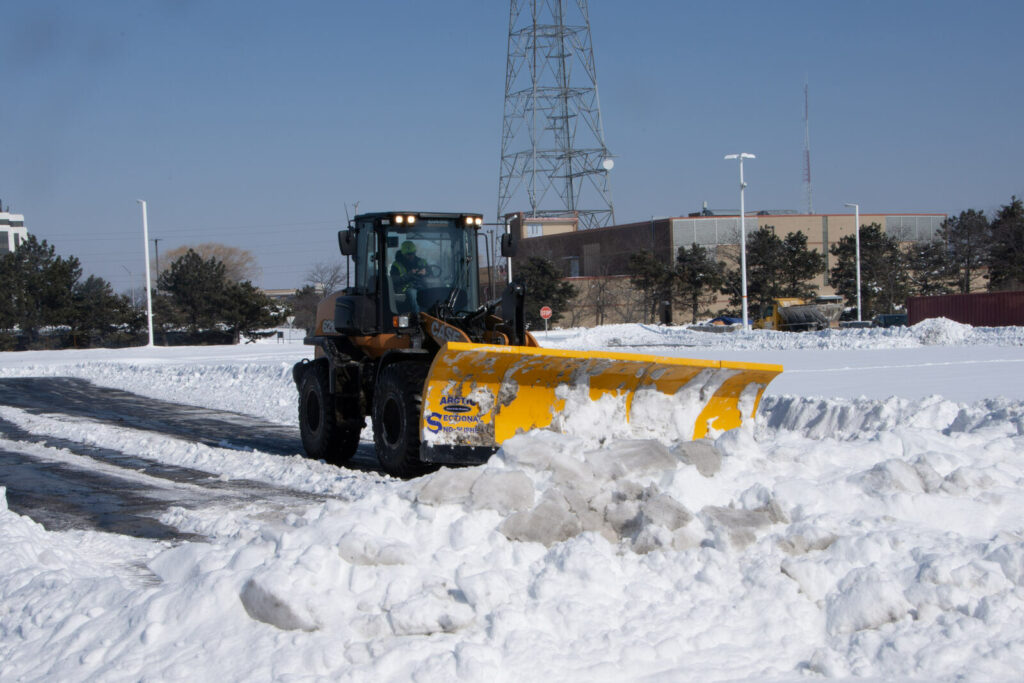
(419, 341, 782, 463)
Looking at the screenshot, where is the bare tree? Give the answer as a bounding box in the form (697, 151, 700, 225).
(305, 261, 346, 295)
(610, 280, 645, 324)
(571, 270, 619, 327)
(590, 269, 621, 326)
(159, 243, 261, 283)
(566, 286, 586, 327)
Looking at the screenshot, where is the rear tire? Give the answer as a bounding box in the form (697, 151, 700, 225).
(372, 362, 434, 478)
(298, 362, 361, 465)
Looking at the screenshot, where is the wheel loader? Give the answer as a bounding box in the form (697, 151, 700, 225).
(754, 296, 844, 332)
(293, 210, 782, 477)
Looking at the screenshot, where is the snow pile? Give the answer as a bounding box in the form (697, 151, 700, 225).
(4, 324, 1024, 679)
(107, 403, 1024, 680)
(911, 316, 974, 345)
(414, 436, 728, 553)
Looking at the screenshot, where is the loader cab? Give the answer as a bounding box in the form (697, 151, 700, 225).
(338, 211, 482, 334)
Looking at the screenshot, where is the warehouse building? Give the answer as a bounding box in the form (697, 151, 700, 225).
(508, 209, 946, 325)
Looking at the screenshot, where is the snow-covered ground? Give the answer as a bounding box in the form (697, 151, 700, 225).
(2, 318, 1024, 680)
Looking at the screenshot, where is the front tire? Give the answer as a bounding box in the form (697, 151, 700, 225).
(298, 362, 361, 465)
(372, 362, 434, 478)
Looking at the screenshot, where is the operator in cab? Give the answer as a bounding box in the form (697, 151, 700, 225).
(390, 240, 428, 314)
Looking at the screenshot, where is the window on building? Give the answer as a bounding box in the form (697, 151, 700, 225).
(527, 223, 543, 237)
(0, 231, 9, 253)
(562, 256, 580, 277)
(885, 215, 943, 242)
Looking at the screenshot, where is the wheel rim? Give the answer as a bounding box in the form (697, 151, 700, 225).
(381, 395, 403, 448)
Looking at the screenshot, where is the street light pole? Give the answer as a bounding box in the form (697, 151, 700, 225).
(725, 153, 756, 330)
(844, 202, 862, 322)
(137, 200, 155, 347)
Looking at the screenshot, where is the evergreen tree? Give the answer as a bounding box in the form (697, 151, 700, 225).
(905, 240, 956, 296)
(157, 250, 229, 332)
(940, 209, 991, 293)
(69, 275, 141, 347)
(627, 250, 674, 323)
(156, 248, 279, 343)
(0, 235, 80, 346)
(779, 231, 825, 299)
(989, 196, 1024, 291)
(514, 256, 578, 328)
(724, 228, 778, 317)
(720, 227, 822, 318)
(737, 227, 785, 316)
(674, 243, 724, 323)
(829, 223, 909, 317)
(222, 281, 280, 343)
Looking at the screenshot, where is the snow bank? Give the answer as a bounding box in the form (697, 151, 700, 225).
(3, 324, 1024, 679)
(0, 346, 304, 424)
(542, 317, 1024, 351)
(102, 397, 1023, 681)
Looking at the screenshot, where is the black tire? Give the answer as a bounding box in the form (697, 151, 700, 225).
(298, 362, 361, 465)
(372, 362, 434, 478)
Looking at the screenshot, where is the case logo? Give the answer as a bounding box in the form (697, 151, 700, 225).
(430, 320, 466, 344)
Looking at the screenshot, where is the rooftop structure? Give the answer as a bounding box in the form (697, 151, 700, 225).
(0, 209, 28, 254)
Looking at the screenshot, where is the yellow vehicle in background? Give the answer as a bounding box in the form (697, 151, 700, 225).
(755, 296, 844, 332)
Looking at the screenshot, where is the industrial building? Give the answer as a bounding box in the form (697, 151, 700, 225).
(508, 209, 947, 325)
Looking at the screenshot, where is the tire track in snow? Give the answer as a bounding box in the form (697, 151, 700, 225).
(0, 377, 381, 540)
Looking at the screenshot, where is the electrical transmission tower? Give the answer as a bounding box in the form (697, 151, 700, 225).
(497, 0, 615, 230)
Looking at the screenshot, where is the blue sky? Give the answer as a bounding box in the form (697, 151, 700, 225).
(3, 1, 1022, 291)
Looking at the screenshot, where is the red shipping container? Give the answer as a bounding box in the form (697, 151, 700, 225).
(907, 291, 1024, 327)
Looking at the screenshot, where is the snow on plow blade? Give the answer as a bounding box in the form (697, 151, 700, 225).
(419, 341, 782, 464)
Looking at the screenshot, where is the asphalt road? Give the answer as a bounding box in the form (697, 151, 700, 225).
(0, 377, 380, 540)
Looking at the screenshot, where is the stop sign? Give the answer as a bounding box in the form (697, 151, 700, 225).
(540, 306, 553, 320)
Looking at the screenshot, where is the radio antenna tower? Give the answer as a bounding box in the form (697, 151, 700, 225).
(497, 0, 615, 230)
(803, 79, 813, 214)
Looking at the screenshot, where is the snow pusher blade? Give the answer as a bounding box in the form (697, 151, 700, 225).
(419, 341, 782, 464)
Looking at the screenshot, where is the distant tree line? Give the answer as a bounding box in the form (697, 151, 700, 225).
(287, 197, 1024, 329)
(0, 238, 284, 350)
(620, 227, 820, 324)
(829, 196, 1024, 318)
(615, 196, 1024, 323)
(0, 235, 144, 350)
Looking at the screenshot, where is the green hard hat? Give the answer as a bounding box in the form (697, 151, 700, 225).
(400, 240, 417, 255)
